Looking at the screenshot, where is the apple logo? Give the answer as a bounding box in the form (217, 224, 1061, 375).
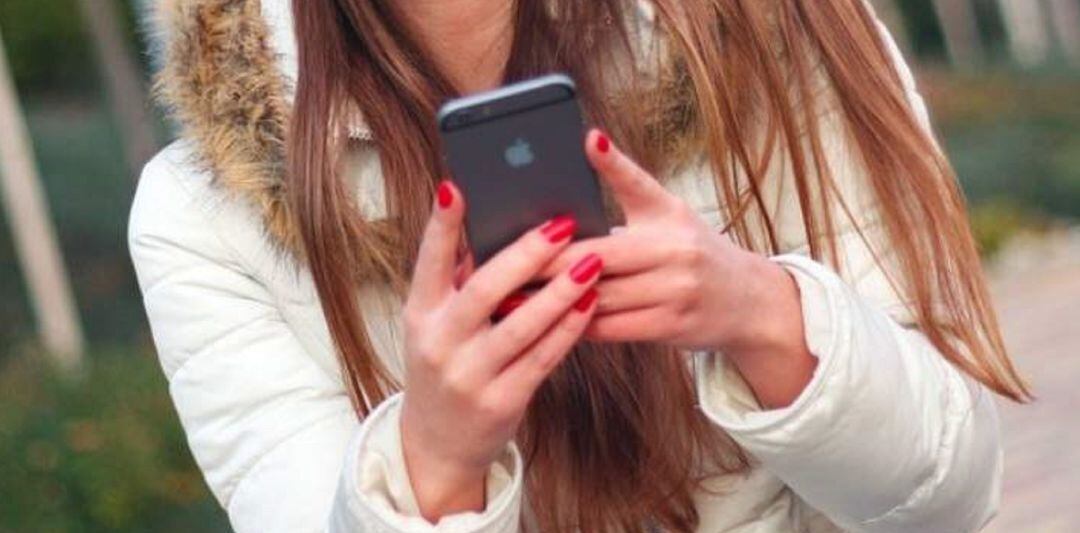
(504, 138, 535, 168)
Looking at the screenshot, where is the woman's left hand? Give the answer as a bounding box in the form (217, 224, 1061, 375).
(536, 130, 817, 407)
(539, 129, 775, 351)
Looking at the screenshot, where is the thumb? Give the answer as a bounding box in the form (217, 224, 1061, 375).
(453, 251, 475, 289)
(585, 129, 675, 219)
(409, 180, 465, 306)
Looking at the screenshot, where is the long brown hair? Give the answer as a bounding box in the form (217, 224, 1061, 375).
(288, 0, 1030, 530)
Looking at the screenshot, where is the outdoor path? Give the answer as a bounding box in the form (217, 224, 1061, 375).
(983, 243, 1080, 532)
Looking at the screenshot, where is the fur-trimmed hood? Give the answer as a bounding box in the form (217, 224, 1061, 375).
(150, 0, 371, 261)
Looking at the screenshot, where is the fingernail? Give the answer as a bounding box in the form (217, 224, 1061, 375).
(596, 132, 610, 154)
(495, 292, 530, 317)
(573, 288, 598, 312)
(437, 180, 454, 209)
(540, 215, 577, 243)
(569, 253, 603, 284)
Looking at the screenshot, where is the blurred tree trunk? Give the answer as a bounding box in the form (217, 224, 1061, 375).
(998, 0, 1052, 67)
(1047, 0, 1080, 66)
(76, 0, 158, 180)
(931, 0, 985, 67)
(870, 0, 912, 53)
(0, 31, 85, 372)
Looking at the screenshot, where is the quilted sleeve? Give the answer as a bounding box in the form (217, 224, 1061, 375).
(129, 145, 524, 533)
(694, 14, 1002, 533)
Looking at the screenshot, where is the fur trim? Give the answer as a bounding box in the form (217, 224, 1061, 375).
(153, 0, 301, 257)
(149, 0, 678, 277)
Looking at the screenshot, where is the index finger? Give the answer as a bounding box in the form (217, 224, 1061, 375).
(536, 231, 672, 279)
(451, 215, 578, 327)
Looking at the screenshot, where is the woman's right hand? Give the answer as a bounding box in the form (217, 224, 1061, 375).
(399, 181, 603, 521)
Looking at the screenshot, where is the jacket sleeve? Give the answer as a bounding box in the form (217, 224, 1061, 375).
(693, 15, 1002, 533)
(129, 146, 524, 533)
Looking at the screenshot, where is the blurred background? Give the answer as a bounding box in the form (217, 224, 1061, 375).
(0, 0, 1077, 531)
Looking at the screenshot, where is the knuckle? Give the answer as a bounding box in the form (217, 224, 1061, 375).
(669, 200, 697, 220)
(672, 309, 695, 335)
(442, 368, 477, 401)
(546, 323, 584, 359)
(550, 276, 582, 304)
(477, 393, 515, 424)
(674, 293, 699, 316)
(503, 229, 549, 264)
(410, 337, 444, 368)
(497, 319, 532, 349)
(461, 279, 498, 306)
(523, 233, 555, 263)
(402, 307, 426, 334)
(675, 242, 705, 267)
(673, 273, 700, 299)
(557, 307, 587, 334)
(534, 345, 571, 376)
(629, 173, 654, 198)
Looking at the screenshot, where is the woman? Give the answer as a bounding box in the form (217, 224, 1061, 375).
(130, 0, 1028, 531)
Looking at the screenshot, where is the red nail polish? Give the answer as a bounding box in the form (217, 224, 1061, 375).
(540, 215, 577, 243)
(495, 292, 530, 317)
(596, 133, 610, 154)
(574, 289, 598, 312)
(569, 253, 603, 284)
(437, 181, 453, 209)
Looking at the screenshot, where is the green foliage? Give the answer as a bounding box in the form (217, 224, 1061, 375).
(0, 0, 143, 93)
(926, 71, 1080, 221)
(969, 200, 1049, 258)
(0, 0, 92, 92)
(0, 348, 229, 533)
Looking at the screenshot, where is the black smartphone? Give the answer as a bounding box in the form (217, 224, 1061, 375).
(437, 74, 610, 265)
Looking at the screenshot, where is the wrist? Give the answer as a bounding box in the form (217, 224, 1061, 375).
(400, 406, 487, 520)
(722, 253, 801, 354)
(720, 253, 817, 409)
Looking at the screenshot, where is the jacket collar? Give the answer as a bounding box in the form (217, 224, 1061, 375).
(153, 0, 359, 261)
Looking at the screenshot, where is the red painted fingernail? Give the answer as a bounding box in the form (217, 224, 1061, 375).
(573, 288, 598, 312)
(596, 132, 610, 154)
(437, 181, 453, 209)
(495, 292, 530, 317)
(569, 253, 603, 284)
(540, 215, 577, 243)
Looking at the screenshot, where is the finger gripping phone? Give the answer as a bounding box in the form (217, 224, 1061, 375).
(437, 74, 610, 265)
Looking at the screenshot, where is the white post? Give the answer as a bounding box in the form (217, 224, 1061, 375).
(0, 30, 85, 372)
(931, 0, 985, 67)
(75, 0, 159, 180)
(1046, 0, 1080, 66)
(998, 0, 1052, 67)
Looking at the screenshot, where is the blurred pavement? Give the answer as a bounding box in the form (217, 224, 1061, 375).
(985, 229, 1080, 532)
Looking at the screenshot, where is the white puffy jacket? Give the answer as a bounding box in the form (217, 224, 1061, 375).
(129, 0, 1002, 531)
